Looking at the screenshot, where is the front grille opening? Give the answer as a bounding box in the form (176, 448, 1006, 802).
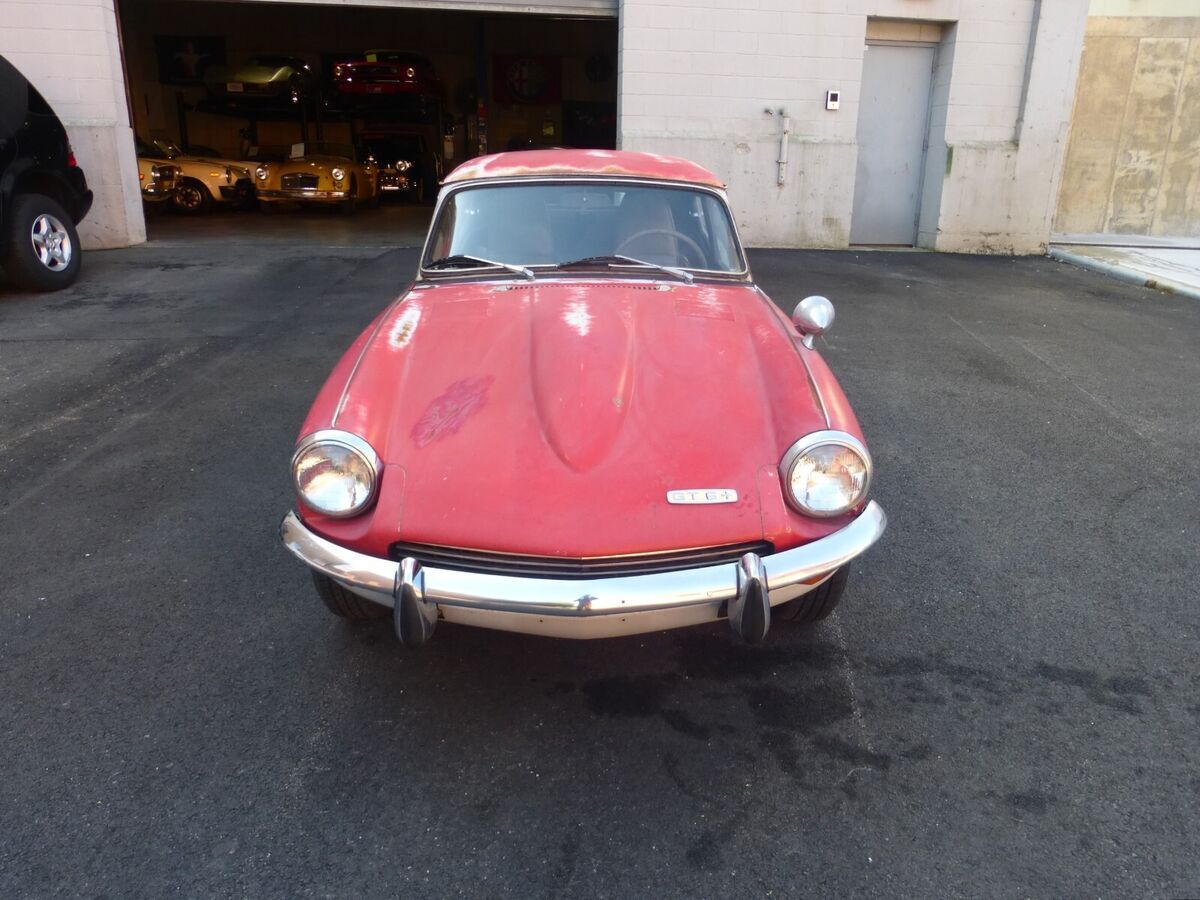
(387, 540, 774, 579)
(282, 173, 320, 190)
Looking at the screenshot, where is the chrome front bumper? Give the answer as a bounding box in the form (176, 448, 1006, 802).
(279, 502, 886, 645)
(258, 189, 348, 201)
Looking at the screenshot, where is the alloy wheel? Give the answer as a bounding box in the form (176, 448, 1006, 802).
(30, 213, 73, 271)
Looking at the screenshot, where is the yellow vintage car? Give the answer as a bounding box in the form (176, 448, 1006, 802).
(254, 142, 379, 213)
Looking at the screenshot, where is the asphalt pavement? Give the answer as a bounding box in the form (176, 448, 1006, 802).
(1, 238, 1198, 898)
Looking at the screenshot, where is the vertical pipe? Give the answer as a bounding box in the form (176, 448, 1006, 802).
(1014, 0, 1042, 138)
(777, 111, 791, 185)
(475, 19, 488, 156)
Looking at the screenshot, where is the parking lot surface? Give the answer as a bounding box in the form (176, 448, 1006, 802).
(1, 242, 1198, 897)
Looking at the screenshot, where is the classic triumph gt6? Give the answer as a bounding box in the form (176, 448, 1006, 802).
(280, 149, 886, 647)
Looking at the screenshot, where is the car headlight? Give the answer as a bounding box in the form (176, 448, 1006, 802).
(779, 430, 871, 518)
(292, 430, 380, 518)
(255, 165, 268, 180)
(331, 167, 346, 183)
(395, 160, 413, 172)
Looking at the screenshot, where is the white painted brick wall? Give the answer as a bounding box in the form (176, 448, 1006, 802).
(620, 0, 1088, 251)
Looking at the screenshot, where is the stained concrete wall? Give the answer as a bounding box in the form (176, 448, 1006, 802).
(1056, 14, 1200, 237)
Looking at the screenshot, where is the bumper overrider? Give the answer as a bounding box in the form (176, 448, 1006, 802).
(279, 502, 887, 647)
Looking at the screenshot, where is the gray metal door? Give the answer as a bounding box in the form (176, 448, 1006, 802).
(850, 43, 936, 246)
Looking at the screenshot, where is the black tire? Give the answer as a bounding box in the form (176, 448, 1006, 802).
(1, 193, 82, 292)
(311, 571, 390, 621)
(774, 565, 850, 625)
(172, 178, 213, 215)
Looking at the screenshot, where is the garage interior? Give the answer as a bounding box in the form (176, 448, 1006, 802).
(116, 0, 618, 244)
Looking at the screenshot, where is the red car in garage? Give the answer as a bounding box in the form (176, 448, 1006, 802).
(331, 50, 441, 103)
(280, 149, 886, 648)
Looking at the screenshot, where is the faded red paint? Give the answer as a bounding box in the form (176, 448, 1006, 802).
(411, 376, 493, 448)
(443, 149, 725, 188)
(297, 278, 865, 560)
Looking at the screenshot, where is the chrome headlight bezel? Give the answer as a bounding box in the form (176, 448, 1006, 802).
(255, 165, 268, 181)
(291, 429, 381, 519)
(779, 430, 872, 518)
(331, 167, 346, 183)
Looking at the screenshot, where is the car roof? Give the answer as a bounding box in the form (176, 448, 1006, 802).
(443, 149, 724, 188)
(364, 50, 426, 58)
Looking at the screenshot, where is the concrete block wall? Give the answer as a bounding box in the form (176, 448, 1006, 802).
(0, 0, 145, 249)
(619, 0, 1089, 253)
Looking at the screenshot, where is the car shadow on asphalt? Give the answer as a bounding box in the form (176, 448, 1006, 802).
(319, 612, 889, 782)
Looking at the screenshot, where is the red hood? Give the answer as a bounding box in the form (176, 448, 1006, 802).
(306, 279, 843, 557)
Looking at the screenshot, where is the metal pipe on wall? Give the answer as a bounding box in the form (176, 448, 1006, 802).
(777, 109, 790, 185)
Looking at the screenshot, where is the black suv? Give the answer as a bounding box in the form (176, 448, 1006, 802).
(1, 54, 93, 291)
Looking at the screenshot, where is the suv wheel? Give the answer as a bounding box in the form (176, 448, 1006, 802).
(1, 193, 82, 291)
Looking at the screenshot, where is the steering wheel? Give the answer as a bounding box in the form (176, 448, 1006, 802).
(615, 228, 705, 267)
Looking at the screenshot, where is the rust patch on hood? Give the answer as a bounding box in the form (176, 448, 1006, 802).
(411, 376, 494, 448)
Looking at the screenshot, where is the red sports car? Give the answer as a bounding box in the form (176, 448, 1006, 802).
(280, 149, 886, 647)
(331, 50, 440, 100)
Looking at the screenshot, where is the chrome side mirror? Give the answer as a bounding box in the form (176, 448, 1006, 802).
(792, 295, 835, 349)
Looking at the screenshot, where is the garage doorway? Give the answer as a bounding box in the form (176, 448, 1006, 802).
(115, 0, 617, 246)
(849, 41, 937, 247)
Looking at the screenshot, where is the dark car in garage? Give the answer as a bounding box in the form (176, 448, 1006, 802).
(360, 132, 441, 202)
(0, 54, 93, 291)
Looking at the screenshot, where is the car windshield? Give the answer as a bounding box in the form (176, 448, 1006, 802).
(245, 144, 289, 162)
(424, 183, 745, 274)
(292, 142, 355, 160)
(365, 51, 423, 64)
(151, 138, 183, 159)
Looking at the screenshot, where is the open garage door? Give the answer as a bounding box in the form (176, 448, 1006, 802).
(115, 0, 617, 246)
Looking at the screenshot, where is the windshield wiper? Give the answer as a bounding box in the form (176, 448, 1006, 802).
(425, 254, 534, 280)
(552, 254, 694, 284)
